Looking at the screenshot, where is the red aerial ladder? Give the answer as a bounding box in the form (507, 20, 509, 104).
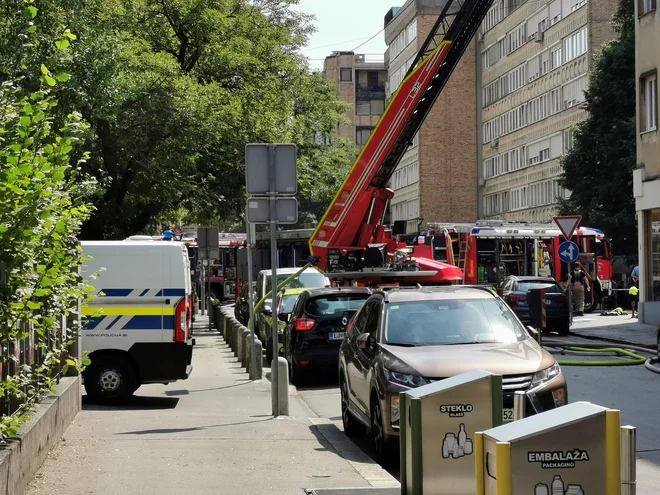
(307, 0, 495, 284)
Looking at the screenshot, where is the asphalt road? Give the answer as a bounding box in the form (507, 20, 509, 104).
(295, 347, 660, 481)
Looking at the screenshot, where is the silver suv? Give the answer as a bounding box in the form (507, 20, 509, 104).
(338, 285, 568, 466)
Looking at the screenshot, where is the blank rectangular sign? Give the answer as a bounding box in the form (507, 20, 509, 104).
(197, 227, 219, 250)
(245, 143, 297, 195)
(246, 198, 298, 224)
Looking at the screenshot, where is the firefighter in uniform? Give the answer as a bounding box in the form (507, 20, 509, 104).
(571, 268, 590, 316)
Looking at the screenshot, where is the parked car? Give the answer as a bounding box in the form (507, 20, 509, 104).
(234, 281, 256, 326)
(255, 267, 330, 360)
(338, 285, 568, 465)
(259, 287, 306, 357)
(282, 287, 372, 386)
(500, 275, 570, 336)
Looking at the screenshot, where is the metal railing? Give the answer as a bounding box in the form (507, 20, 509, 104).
(1, 315, 73, 427)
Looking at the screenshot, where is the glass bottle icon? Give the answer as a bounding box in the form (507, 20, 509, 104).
(458, 423, 467, 449)
(552, 475, 564, 495)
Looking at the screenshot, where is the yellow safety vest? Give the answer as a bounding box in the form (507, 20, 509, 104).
(629, 286, 639, 296)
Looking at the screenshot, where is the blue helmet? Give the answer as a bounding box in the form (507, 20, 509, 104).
(163, 229, 174, 240)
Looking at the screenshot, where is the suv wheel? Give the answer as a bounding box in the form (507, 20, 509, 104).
(340, 378, 363, 437)
(371, 398, 396, 466)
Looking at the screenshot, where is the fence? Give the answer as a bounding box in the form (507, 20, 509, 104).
(1, 312, 80, 434)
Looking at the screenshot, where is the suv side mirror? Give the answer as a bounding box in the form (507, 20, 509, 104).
(357, 332, 372, 350)
(527, 325, 539, 339)
(278, 313, 290, 323)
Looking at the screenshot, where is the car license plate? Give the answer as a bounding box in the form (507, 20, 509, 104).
(503, 408, 514, 423)
(329, 332, 346, 341)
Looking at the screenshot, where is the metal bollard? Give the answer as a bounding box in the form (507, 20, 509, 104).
(513, 390, 526, 421)
(621, 425, 636, 495)
(250, 338, 263, 380)
(272, 356, 289, 416)
(241, 329, 251, 367)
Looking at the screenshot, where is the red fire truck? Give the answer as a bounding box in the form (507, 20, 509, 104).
(404, 221, 614, 312)
(185, 235, 245, 302)
(307, 0, 493, 285)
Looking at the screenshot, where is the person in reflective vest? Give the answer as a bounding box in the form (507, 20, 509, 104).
(628, 283, 639, 318)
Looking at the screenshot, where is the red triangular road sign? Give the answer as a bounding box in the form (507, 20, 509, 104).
(553, 216, 582, 240)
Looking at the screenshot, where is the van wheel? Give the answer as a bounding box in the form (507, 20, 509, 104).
(84, 355, 137, 404)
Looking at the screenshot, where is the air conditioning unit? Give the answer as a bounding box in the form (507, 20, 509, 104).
(478, 178, 486, 186)
(490, 138, 499, 149)
(578, 101, 588, 109)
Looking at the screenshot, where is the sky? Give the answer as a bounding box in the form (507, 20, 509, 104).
(291, 0, 393, 71)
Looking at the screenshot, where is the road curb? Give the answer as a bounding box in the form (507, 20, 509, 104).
(309, 418, 400, 489)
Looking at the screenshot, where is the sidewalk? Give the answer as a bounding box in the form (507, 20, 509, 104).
(569, 314, 658, 347)
(23, 315, 396, 495)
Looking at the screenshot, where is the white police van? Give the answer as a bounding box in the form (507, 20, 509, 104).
(80, 240, 194, 403)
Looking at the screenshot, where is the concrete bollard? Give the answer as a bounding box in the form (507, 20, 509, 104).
(241, 329, 251, 368)
(250, 338, 263, 380)
(272, 356, 289, 416)
(224, 315, 232, 343)
(236, 324, 244, 361)
(232, 320, 241, 355)
(222, 312, 230, 339)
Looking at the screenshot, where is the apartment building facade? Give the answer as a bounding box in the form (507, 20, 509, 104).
(633, 0, 660, 324)
(322, 51, 388, 149)
(384, 0, 479, 234)
(478, 0, 617, 222)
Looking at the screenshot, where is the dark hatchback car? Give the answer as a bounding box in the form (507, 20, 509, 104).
(282, 287, 371, 385)
(234, 281, 256, 326)
(338, 286, 567, 466)
(500, 276, 569, 335)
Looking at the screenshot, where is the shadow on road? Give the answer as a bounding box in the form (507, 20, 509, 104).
(82, 395, 180, 411)
(116, 417, 273, 435)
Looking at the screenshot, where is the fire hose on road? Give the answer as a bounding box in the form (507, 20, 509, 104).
(542, 339, 660, 373)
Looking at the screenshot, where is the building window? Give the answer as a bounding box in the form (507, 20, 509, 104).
(563, 27, 588, 64)
(356, 127, 374, 145)
(639, 0, 657, 15)
(340, 68, 352, 82)
(640, 72, 658, 132)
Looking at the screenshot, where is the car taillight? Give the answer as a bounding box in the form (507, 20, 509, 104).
(295, 318, 315, 331)
(510, 294, 526, 302)
(175, 298, 187, 342)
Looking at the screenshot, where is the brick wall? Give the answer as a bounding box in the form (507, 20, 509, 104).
(417, 14, 478, 223)
(588, 0, 619, 71)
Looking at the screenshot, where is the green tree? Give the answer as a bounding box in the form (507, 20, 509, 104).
(2, 0, 352, 238)
(557, 0, 636, 260)
(0, 3, 95, 440)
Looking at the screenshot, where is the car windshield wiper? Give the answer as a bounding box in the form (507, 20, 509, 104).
(385, 342, 418, 347)
(442, 340, 501, 345)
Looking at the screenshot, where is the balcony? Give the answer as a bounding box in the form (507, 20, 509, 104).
(356, 83, 386, 101)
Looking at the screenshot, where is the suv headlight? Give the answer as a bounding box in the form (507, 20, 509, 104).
(531, 363, 562, 388)
(384, 368, 430, 387)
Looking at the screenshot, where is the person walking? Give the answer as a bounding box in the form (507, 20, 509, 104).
(571, 268, 591, 316)
(629, 283, 639, 318)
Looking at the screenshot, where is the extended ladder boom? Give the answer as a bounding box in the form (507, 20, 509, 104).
(309, 0, 495, 274)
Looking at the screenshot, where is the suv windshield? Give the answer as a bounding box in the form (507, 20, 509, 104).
(384, 298, 526, 346)
(265, 271, 327, 293)
(306, 294, 369, 317)
(516, 282, 562, 293)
